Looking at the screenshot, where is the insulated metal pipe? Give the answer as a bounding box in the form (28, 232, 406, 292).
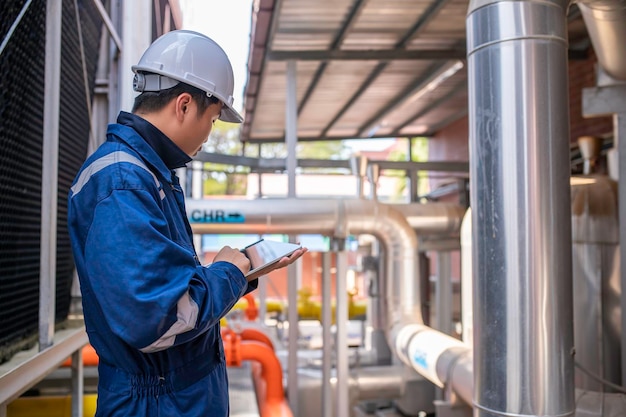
(577, 0, 626, 81)
(187, 198, 474, 401)
(467, 0, 575, 416)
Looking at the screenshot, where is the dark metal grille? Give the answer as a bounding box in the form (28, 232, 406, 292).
(0, 0, 102, 363)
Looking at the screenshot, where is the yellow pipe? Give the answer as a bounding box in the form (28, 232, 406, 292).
(8, 394, 97, 417)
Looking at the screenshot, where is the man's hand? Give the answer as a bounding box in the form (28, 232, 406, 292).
(246, 247, 308, 281)
(213, 246, 251, 278)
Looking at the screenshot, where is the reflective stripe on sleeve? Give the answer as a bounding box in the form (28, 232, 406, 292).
(71, 151, 165, 199)
(139, 290, 199, 353)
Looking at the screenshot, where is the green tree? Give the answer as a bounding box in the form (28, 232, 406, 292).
(201, 121, 248, 196)
(384, 137, 430, 201)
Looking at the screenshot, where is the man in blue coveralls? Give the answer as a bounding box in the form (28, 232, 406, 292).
(68, 30, 305, 416)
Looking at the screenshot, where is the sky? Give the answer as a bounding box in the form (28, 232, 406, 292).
(178, 0, 253, 114)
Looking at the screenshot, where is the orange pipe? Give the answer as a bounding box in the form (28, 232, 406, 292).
(61, 344, 99, 367)
(240, 328, 274, 350)
(243, 293, 259, 321)
(240, 341, 293, 417)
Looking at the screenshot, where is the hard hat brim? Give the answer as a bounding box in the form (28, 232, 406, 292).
(220, 105, 244, 124)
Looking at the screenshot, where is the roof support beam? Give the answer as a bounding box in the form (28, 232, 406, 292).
(297, 0, 371, 115)
(391, 81, 467, 135)
(357, 61, 454, 137)
(193, 152, 468, 173)
(315, 0, 456, 135)
(267, 48, 467, 61)
(397, 0, 451, 47)
(319, 63, 388, 137)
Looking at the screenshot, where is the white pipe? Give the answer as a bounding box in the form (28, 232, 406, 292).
(390, 325, 474, 406)
(460, 208, 473, 345)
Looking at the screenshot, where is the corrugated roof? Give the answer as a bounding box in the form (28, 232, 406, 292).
(242, 0, 590, 143)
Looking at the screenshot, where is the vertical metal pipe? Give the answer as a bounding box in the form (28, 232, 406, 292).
(258, 269, 267, 324)
(334, 239, 349, 417)
(460, 208, 473, 345)
(108, 0, 121, 123)
(435, 252, 452, 335)
(287, 255, 299, 415)
(39, 0, 63, 351)
(285, 59, 299, 415)
(286, 60, 297, 198)
(71, 349, 84, 417)
(616, 112, 626, 384)
(467, 0, 575, 415)
(321, 252, 333, 417)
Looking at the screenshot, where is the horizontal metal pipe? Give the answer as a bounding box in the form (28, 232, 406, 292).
(187, 199, 464, 236)
(351, 366, 405, 400)
(187, 198, 423, 330)
(391, 203, 465, 236)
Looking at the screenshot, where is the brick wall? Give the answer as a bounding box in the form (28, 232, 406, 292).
(430, 48, 614, 168)
(569, 50, 613, 141)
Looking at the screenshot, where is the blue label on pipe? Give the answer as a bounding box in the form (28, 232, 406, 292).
(189, 209, 245, 223)
(413, 350, 428, 369)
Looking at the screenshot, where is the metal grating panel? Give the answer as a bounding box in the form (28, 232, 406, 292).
(0, 0, 101, 363)
(0, 0, 47, 363)
(57, 0, 103, 324)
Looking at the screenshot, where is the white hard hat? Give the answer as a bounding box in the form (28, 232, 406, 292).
(132, 30, 243, 123)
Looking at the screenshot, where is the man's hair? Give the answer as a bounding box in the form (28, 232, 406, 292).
(132, 82, 220, 115)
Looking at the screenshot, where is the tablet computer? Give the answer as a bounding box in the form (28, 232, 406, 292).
(241, 238, 302, 277)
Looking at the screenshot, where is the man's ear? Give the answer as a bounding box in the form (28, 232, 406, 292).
(175, 93, 193, 121)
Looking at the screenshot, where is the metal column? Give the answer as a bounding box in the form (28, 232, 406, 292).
(435, 252, 452, 335)
(334, 239, 349, 417)
(285, 59, 299, 415)
(618, 113, 626, 384)
(40, 0, 63, 351)
(71, 349, 84, 417)
(321, 252, 333, 417)
(286, 60, 297, 198)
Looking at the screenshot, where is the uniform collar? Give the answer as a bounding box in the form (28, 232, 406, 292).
(117, 111, 192, 170)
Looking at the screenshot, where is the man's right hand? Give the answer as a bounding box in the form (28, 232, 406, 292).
(212, 246, 252, 280)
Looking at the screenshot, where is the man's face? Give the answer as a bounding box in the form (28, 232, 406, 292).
(181, 100, 223, 157)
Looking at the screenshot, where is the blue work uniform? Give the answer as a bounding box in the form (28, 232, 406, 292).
(68, 112, 256, 416)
